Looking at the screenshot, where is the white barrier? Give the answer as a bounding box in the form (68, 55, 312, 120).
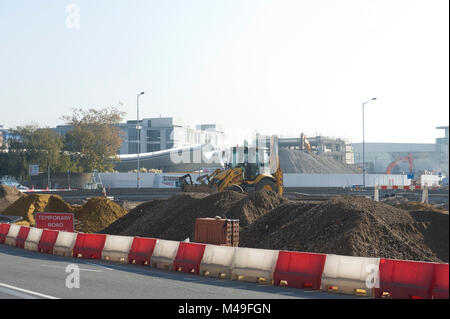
(199, 245, 237, 279)
(101, 235, 134, 263)
(150, 239, 179, 270)
(24, 228, 43, 251)
(231, 247, 279, 284)
(321, 254, 380, 296)
(53, 231, 78, 257)
(5, 224, 21, 246)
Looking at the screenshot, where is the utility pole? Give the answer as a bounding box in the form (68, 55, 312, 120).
(137, 92, 145, 188)
(362, 97, 377, 187)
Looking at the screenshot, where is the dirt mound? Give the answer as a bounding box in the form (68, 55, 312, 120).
(279, 148, 359, 174)
(240, 196, 448, 262)
(0, 185, 26, 212)
(74, 197, 128, 233)
(2, 194, 74, 226)
(102, 189, 285, 241)
(396, 201, 449, 214)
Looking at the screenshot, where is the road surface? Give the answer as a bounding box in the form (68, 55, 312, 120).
(0, 244, 364, 299)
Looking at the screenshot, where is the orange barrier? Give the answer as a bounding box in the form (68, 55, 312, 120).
(15, 226, 31, 248)
(128, 237, 158, 265)
(73, 233, 107, 259)
(431, 263, 449, 299)
(273, 251, 326, 290)
(174, 242, 206, 274)
(0, 223, 11, 244)
(38, 229, 59, 254)
(375, 259, 436, 299)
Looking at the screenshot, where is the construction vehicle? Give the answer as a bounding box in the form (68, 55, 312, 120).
(179, 136, 283, 195)
(385, 153, 414, 175)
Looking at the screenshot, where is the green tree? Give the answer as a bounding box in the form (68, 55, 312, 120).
(61, 107, 125, 172)
(5, 124, 73, 179)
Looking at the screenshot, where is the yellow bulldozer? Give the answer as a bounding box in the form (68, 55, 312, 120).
(179, 136, 283, 195)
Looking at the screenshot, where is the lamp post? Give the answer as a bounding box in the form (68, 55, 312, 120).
(137, 92, 145, 188)
(362, 97, 377, 187)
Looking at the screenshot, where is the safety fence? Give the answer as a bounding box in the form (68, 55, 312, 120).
(0, 223, 448, 299)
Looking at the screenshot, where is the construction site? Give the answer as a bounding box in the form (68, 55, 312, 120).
(0, 130, 448, 299)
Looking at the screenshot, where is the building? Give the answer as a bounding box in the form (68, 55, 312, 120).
(117, 117, 224, 155)
(277, 134, 354, 164)
(55, 117, 225, 156)
(435, 126, 449, 175)
(352, 127, 448, 175)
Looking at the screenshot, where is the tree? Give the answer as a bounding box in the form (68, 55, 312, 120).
(5, 124, 73, 179)
(61, 107, 126, 172)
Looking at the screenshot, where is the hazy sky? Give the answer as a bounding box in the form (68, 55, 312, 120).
(0, 0, 448, 143)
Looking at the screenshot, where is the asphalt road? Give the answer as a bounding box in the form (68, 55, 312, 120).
(0, 244, 365, 300)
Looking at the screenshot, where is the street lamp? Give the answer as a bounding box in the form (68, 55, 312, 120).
(137, 91, 145, 188)
(362, 97, 377, 187)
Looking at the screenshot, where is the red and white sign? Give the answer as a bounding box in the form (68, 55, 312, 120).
(35, 213, 74, 232)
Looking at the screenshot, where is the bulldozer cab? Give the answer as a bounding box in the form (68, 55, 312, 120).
(230, 146, 270, 181)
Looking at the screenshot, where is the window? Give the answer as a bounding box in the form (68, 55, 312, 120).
(128, 143, 138, 154)
(147, 130, 160, 142)
(147, 144, 161, 152)
(166, 129, 174, 141)
(128, 128, 139, 141)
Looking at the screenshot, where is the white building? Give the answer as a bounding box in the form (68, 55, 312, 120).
(117, 117, 225, 155)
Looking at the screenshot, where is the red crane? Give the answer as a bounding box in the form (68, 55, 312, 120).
(385, 153, 414, 174)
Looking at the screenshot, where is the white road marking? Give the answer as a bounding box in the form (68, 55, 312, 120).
(0, 286, 39, 299)
(83, 261, 114, 270)
(0, 282, 59, 299)
(40, 264, 103, 272)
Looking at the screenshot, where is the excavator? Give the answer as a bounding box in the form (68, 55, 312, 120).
(179, 136, 283, 195)
(385, 153, 414, 175)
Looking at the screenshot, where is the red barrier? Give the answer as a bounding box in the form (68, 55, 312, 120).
(431, 263, 449, 299)
(15, 226, 31, 249)
(72, 233, 107, 259)
(38, 229, 59, 254)
(173, 242, 206, 274)
(0, 223, 11, 244)
(127, 237, 158, 265)
(375, 259, 436, 299)
(273, 251, 327, 290)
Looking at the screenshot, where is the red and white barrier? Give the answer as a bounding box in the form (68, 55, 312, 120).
(0, 222, 448, 299)
(374, 184, 429, 203)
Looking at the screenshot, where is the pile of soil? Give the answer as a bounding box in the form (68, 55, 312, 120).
(0, 185, 26, 212)
(279, 148, 359, 174)
(2, 194, 75, 227)
(240, 196, 448, 263)
(395, 201, 449, 214)
(1, 193, 128, 233)
(74, 197, 129, 233)
(102, 189, 286, 240)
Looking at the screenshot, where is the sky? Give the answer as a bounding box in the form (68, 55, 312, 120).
(0, 0, 448, 144)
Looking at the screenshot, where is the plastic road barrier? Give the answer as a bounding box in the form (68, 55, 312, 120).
(230, 247, 279, 284)
(53, 231, 78, 257)
(38, 229, 59, 254)
(102, 235, 134, 263)
(199, 245, 237, 279)
(5, 224, 22, 246)
(128, 237, 158, 265)
(375, 259, 437, 299)
(73, 233, 107, 259)
(431, 263, 449, 299)
(321, 255, 380, 296)
(150, 239, 180, 270)
(0, 223, 11, 244)
(174, 242, 206, 274)
(15, 226, 31, 249)
(273, 251, 327, 290)
(24, 227, 43, 251)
